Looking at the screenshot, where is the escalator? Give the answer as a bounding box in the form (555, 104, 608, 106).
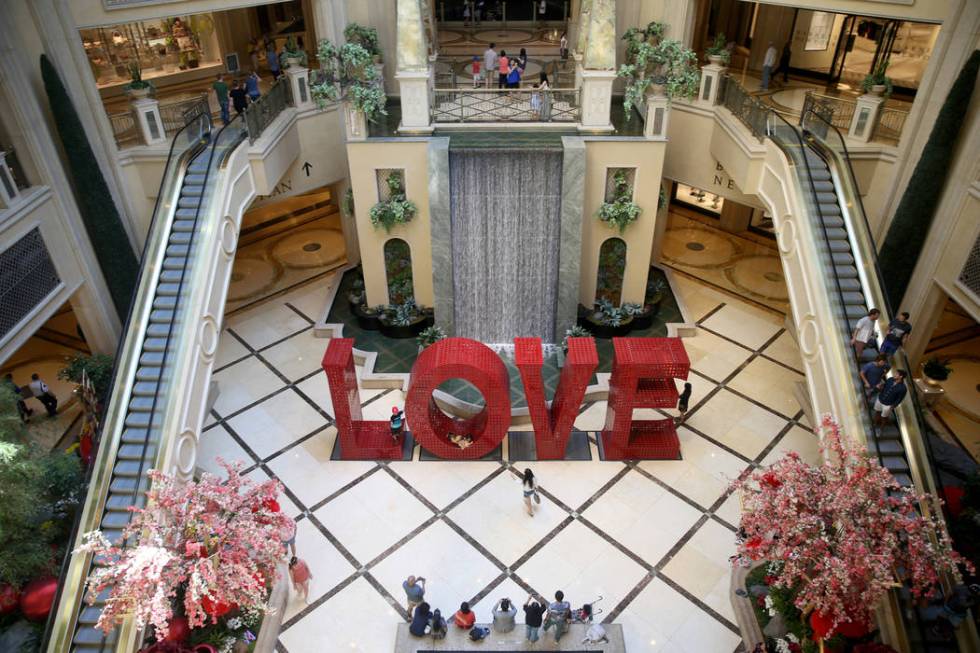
(767, 108, 969, 652)
(46, 112, 248, 653)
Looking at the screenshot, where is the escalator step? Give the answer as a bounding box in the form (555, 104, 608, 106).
(142, 337, 168, 351)
(894, 473, 913, 487)
(810, 170, 831, 182)
(101, 511, 133, 530)
(178, 196, 201, 209)
(844, 305, 866, 319)
(827, 240, 850, 253)
(184, 174, 206, 185)
(159, 269, 185, 283)
(175, 208, 199, 220)
(831, 252, 854, 265)
(153, 295, 177, 310)
(841, 292, 866, 305)
(169, 231, 193, 245)
(121, 428, 149, 444)
(139, 351, 164, 366)
(124, 412, 151, 428)
(73, 627, 118, 646)
(146, 323, 171, 338)
(838, 278, 861, 291)
(128, 396, 155, 413)
(816, 192, 837, 204)
(182, 185, 204, 197)
(812, 180, 834, 192)
(109, 476, 147, 494)
(166, 244, 190, 257)
(172, 220, 195, 232)
(824, 227, 848, 240)
(114, 460, 146, 477)
(163, 256, 187, 270)
(118, 443, 157, 462)
(157, 283, 181, 297)
(822, 215, 844, 228)
(78, 606, 104, 625)
(135, 364, 162, 380)
(818, 203, 842, 216)
(149, 309, 175, 323)
(882, 455, 910, 472)
(132, 381, 159, 396)
(834, 265, 858, 278)
(106, 493, 147, 511)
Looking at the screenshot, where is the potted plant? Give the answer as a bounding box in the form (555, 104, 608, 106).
(629, 276, 669, 329)
(705, 33, 730, 66)
(353, 303, 384, 331)
(582, 298, 635, 338)
(618, 22, 700, 117)
(369, 173, 417, 232)
(597, 170, 642, 233)
(186, 51, 200, 69)
(347, 276, 366, 309)
(562, 325, 591, 353)
(311, 39, 387, 136)
(279, 35, 308, 70)
(417, 325, 446, 350)
(125, 63, 154, 98)
(178, 51, 189, 71)
(922, 356, 952, 384)
(344, 23, 382, 64)
(379, 299, 430, 338)
(861, 61, 893, 97)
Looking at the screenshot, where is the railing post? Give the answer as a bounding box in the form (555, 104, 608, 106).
(131, 96, 167, 146)
(396, 67, 435, 133)
(578, 68, 615, 132)
(286, 66, 314, 110)
(849, 92, 885, 143)
(502, 2, 507, 28)
(699, 61, 726, 105)
(0, 151, 22, 206)
(644, 92, 669, 139)
(531, 0, 536, 27)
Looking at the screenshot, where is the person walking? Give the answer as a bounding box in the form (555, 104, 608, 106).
(860, 355, 890, 399)
(288, 556, 312, 603)
(29, 373, 57, 417)
(560, 32, 568, 59)
(851, 308, 881, 359)
(521, 468, 539, 516)
(497, 50, 509, 89)
(402, 575, 426, 617)
(675, 382, 692, 424)
(4, 374, 31, 422)
(761, 41, 777, 90)
(409, 602, 432, 636)
(880, 312, 912, 355)
(517, 47, 528, 72)
(266, 39, 281, 78)
(874, 370, 908, 426)
(212, 74, 230, 125)
(453, 601, 476, 629)
(776, 42, 792, 83)
(281, 514, 297, 558)
(523, 595, 545, 643)
(230, 80, 249, 116)
(543, 590, 572, 643)
(245, 70, 261, 102)
(471, 55, 482, 88)
(483, 43, 498, 89)
(248, 38, 261, 72)
(390, 406, 405, 443)
(492, 597, 517, 632)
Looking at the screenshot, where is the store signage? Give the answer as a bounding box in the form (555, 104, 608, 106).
(322, 336, 690, 461)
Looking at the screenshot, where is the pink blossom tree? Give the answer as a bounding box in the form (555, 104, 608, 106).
(77, 460, 294, 639)
(733, 416, 969, 635)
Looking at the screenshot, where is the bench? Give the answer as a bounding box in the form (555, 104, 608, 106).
(394, 622, 626, 652)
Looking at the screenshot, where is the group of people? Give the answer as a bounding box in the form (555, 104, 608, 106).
(3, 372, 58, 422)
(479, 44, 532, 89)
(404, 576, 604, 644)
(211, 71, 262, 125)
(760, 41, 793, 90)
(850, 309, 913, 425)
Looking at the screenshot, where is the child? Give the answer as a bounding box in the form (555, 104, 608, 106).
(390, 406, 404, 442)
(289, 556, 312, 603)
(471, 55, 482, 88)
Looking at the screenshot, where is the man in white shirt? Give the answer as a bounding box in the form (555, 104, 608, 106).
(761, 42, 778, 90)
(29, 373, 58, 417)
(483, 43, 498, 88)
(851, 308, 880, 359)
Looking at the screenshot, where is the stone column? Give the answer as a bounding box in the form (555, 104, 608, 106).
(578, 69, 615, 132)
(699, 61, 726, 105)
(573, 52, 584, 89)
(131, 97, 167, 146)
(286, 66, 314, 110)
(0, 151, 22, 207)
(644, 93, 669, 139)
(310, 0, 348, 45)
(397, 70, 434, 133)
(849, 93, 885, 143)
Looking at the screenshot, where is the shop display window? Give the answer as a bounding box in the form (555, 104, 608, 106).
(672, 183, 724, 217)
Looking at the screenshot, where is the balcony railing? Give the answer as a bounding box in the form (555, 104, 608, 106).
(431, 86, 579, 123)
(876, 105, 909, 142)
(801, 91, 854, 132)
(245, 77, 292, 144)
(108, 93, 210, 148)
(717, 74, 767, 140)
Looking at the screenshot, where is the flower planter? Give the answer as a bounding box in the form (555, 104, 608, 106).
(870, 84, 886, 96)
(582, 315, 634, 339)
(127, 86, 152, 99)
(188, 59, 200, 69)
(353, 304, 382, 331)
(707, 54, 726, 66)
(379, 316, 428, 339)
(631, 303, 660, 331)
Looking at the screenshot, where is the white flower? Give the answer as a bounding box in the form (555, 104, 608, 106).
(764, 594, 777, 617)
(774, 639, 791, 653)
(219, 636, 236, 653)
(786, 633, 799, 644)
(226, 617, 242, 630)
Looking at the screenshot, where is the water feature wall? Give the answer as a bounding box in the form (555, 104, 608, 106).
(449, 147, 564, 343)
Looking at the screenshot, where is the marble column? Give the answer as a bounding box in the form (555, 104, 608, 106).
(310, 0, 348, 45)
(557, 137, 586, 341)
(849, 93, 885, 143)
(427, 138, 453, 333)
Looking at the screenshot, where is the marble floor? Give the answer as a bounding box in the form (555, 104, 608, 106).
(199, 270, 817, 652)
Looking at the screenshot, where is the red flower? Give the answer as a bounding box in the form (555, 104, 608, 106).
(761, 471, 782, 488)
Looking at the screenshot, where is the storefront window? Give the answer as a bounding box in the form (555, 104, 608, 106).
(672, 183, 724, 217)
(80, 14, 221, 89)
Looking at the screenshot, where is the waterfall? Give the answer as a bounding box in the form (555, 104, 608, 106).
(449, 147, 563, 343)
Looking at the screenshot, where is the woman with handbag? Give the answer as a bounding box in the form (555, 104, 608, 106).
(522, 468, 540, 516)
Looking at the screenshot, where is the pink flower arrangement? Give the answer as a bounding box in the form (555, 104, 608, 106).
(77, 460, 293, 639)
(732, 416, 970, 635)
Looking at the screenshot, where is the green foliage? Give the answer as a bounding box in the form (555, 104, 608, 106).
(591, 298, 633, 327)
(126, 62, 153, 91)
(562, 325, 592, 352)
(417, 326, 446, 349)
(0, 385, 24, 444)
(645, 275, 668, 306)
(311, 38, 388, 121)
(922, 357, 953, 381)
(59, 353, 115, 404)
(597, 171, 642, 233)
(40, 55, 138, 318)
(384, 238, 415, 303)
(596, 237, 626, 303)
(618, 31, 700, 116)
(879, 50, 980, 308)
(370, 173, 417, 232)
(861, 60, 893, 97)
(279, 35, 308, 69)
(344, 23, 381, 56)
(706, 33, 731, 65)
(381, 299, 425, 326)
(342, 186, 355, 217)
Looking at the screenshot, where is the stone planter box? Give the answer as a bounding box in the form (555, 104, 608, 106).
(731, 562, 766, 651)
(581, 315, 634, 339)
(251, 563, 289, 653)
(631, 303, 661, 331)
(379, 316, 428, 339)
(353, 304, 382, 331)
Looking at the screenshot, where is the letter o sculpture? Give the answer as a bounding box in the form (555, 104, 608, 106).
(405, 337, 511, 459)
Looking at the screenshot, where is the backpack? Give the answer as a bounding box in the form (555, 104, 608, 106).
(469, 625, 490, 641)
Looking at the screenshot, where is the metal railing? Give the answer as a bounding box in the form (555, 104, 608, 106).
(431, 86, 579, 123)
(108, 93, 211, 148)
(801, 91, 854, 132)
(245, 77, 292, 144)
(718, 74, 767, 140)
(876, 105, 909, 142)
(107, 110, 139, 147)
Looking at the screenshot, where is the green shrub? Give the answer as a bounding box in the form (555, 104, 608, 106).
(59, 353, 115, 404)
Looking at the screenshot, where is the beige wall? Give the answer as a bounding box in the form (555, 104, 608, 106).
(753, 0, 951, 23)
(579, 139, 667, 307)
(69, 0, 278, 28)
(346, 139, 433, 308)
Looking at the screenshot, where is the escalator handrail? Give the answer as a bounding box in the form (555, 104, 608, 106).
(44, 112, 213, 653)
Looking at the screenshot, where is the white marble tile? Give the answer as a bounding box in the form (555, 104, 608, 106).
(265, 427, 375, 508)
(683, 329, 753, 383)
(639, 427, 750, 509)
(211, 356, 285, 417)
(226, 303, 311, 350)
(685, 389, 787, 459)
(668, 274, 729, 323)
(661, 519, 738, 624)
(214, 333, 250, 369)
(279, 278, 334, 323)
(727, 356, 804, 419)
(315, 470, 434, 564)
(261, 331, 328, 382)
(295, 367, 387, 420)
(279, 576, 399, 653)
(762, 424, 821, 467)
(227, 388, 329, 460)
(281, 518, 356, 621)
(524, 459, 625, 511)
(516, 520, 648, 614)
(370, 520, 501, 617)
(761, 330, 804, 372)
(387, 461, 500, 510)
(447, 471, 567, 566)
(581, 470, 702, 567)
(574, 401, 607, 432)
(714, 492, 741, 528)
(700, 303, 782, 350)
(195, 424, 253, 475)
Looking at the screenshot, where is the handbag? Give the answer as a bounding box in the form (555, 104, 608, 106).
(533, 490, 541, 505)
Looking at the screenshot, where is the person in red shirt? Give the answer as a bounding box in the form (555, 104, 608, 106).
(289, 556, 313, 603)
(453, 601, 476, 628)
(497, 51, 509, 89)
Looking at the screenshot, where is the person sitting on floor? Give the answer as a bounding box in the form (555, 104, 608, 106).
(409, 602, 432, 637)
(453, 601, 476, 629)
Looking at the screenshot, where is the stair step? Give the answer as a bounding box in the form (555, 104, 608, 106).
(827, 239, 850, 252)
(156, 283, 181, 297)
(142, 337, 168, 352)
(822, 215, 844, 228)
(166, 244, 190, 257)
(118, 443, 157, 462)
(101, 510, 133, 530)
(831, 251, 854, 266)
(894, 473, 913, 487)
(185, 173, 206, 185)
(120, 428, 149, 444)
(824, 227, 848, 240)
(128, 396, 155, 413)
(169, 231, 193, 245)
(181, 185, 204, 197)
(834, 264, 858, 279)
(837, 277, 861, 291)
(818, 202, 842, 216)
(816, 192, 837, 204)
(106, 493, 147, 511)
(78, 606, 104, 625)
(172, 220, 195, 232)
(175, 208, 198, 220)
(159, 270, 185, 284)
(178, 196, 201, 209)
(882, 455, 910, 472)
(113, 460, 146, 477)
(124, 412, 151, 428)
(843, 304, 866, 319)
(73, 627, 119, 645)
(841, 292, 866, 305)
(109, 476, 148, 494)
(812, 180, 835, 192)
